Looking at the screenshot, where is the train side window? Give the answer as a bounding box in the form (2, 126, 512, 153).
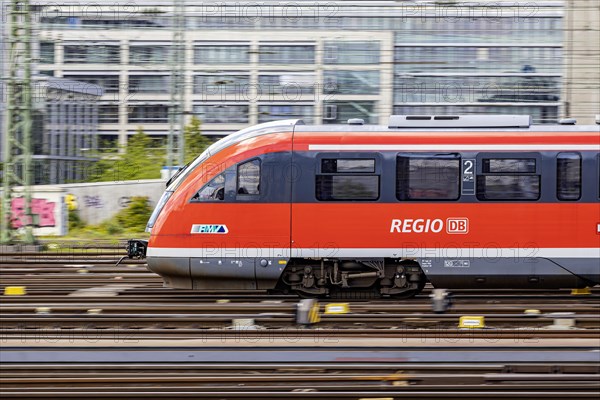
(191, 172, 225, 202)
(476, 157, 540, 201)
(316, 175, 379, 201)
(237, 159, 260, 195)
(557, 152, 581, 201)
(396, 154, 460, 200)
(316, 157, 379, 201)
(322, 159, 375, 173)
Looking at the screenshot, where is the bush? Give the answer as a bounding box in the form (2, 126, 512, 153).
(103, 220, 124, 235)
(115, 196, 153, 230)
(68, 209, 85, 231)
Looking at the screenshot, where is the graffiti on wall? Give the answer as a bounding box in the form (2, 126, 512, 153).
(83, 195, 104, 208)
(118, 196, 133, 208)
(10, 198, 56, 228)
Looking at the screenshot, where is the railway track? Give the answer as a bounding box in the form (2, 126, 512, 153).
(2, 344, 600, 399)
(2, 248, 599, 398)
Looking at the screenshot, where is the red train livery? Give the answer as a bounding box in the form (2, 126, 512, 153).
(141, 115, 600, 298)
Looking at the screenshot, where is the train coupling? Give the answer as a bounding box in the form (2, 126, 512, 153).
(127, 239, 148, 259)
(116, 239, 148, 267)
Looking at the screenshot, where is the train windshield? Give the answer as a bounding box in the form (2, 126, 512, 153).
(165, 148, 211, 192)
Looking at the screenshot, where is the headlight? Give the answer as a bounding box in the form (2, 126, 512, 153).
(146, 191, 173, 232)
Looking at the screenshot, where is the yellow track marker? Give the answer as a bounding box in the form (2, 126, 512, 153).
(308, 302, 321, 323)
(458, 316, 485, 329)
(571, 287, 591, 295)
(325, 303, 350, 314)
(4, 286, 26, 296)
(524, 309, 541, 315)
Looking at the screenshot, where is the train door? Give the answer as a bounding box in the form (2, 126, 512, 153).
(291, 152, 383, 260)
(251, 151, 293, 289)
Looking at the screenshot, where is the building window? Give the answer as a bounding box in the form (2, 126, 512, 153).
(191, 172, 225, 202)
(258, 74, 316, 96)
(129, 75, 170, 93)
(323, 41, 380, 64)
(128, 104, 169, 123)
(40, 42, 55, 64)
(394, 46, 561, 74)
(257, 104, 314, 123)
(393, 75, 560, 104)
(237, 159, 260, 196)
(129, 46, 171, 64)
(477, 157, 540, 201)
(258, 45, 315, 64)
(64, 45, 120, 64)
(194, 45, 250, 64)
(324, 71, 379, 95)
(194, 74, 250, 96)
(316, 157, 379, 201)
(63, 75, 120, 93)
(193, 104, 249, 124)
(396, 154, 460, 200)
(323, 101, 376, 124)
(98, 104, 119, 123)
(557, 153, 581, 201)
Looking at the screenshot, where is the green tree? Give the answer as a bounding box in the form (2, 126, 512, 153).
(91, 127, 165, 182)
(184, 116, 211, 164)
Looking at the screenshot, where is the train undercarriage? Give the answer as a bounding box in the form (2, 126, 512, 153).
(277, 259, 427, 299)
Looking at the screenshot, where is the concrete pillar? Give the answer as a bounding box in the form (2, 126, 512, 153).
(562, 0, 600, 124)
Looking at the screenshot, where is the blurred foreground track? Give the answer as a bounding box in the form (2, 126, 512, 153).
(1, 246, 599, 398)
(1, 340, 600, 399)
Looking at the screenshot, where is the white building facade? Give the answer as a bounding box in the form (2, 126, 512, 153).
(35, 1, 568, 149)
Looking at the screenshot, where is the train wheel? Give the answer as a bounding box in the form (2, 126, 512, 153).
(390, 278, 426, 299)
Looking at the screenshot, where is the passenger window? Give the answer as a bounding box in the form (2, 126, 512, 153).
(322, 159, 375, 173)
(477, 157, 540, 201)
(396, 154, 460, 200)
(316, 157, 379, 201)
(557, 153, 581, 201)
(191, 172, 225, 202)
(316, 175, 379, 201)
(237, 159, 260, 195)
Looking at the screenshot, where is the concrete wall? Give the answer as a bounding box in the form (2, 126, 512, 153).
(9, 186, 68, 236)
(4, 179, 166, 235)
(61, 179, 166, 225)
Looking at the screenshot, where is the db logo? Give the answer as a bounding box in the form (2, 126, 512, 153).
(446, 218, 469, 234)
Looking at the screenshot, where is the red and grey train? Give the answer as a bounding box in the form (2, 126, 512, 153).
(133, 115, 600, 298)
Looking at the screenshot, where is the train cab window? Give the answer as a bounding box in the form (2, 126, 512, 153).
(191, 172, 225, 202)
(477, 158, 540, 201)
(557, 153, 581, 201)
(316, 158, 379, 201)
(237, 159, 260, 195)
(396, 154, 460, 200)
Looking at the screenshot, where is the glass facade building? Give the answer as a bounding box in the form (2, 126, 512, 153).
(36, 1, 566, 147)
